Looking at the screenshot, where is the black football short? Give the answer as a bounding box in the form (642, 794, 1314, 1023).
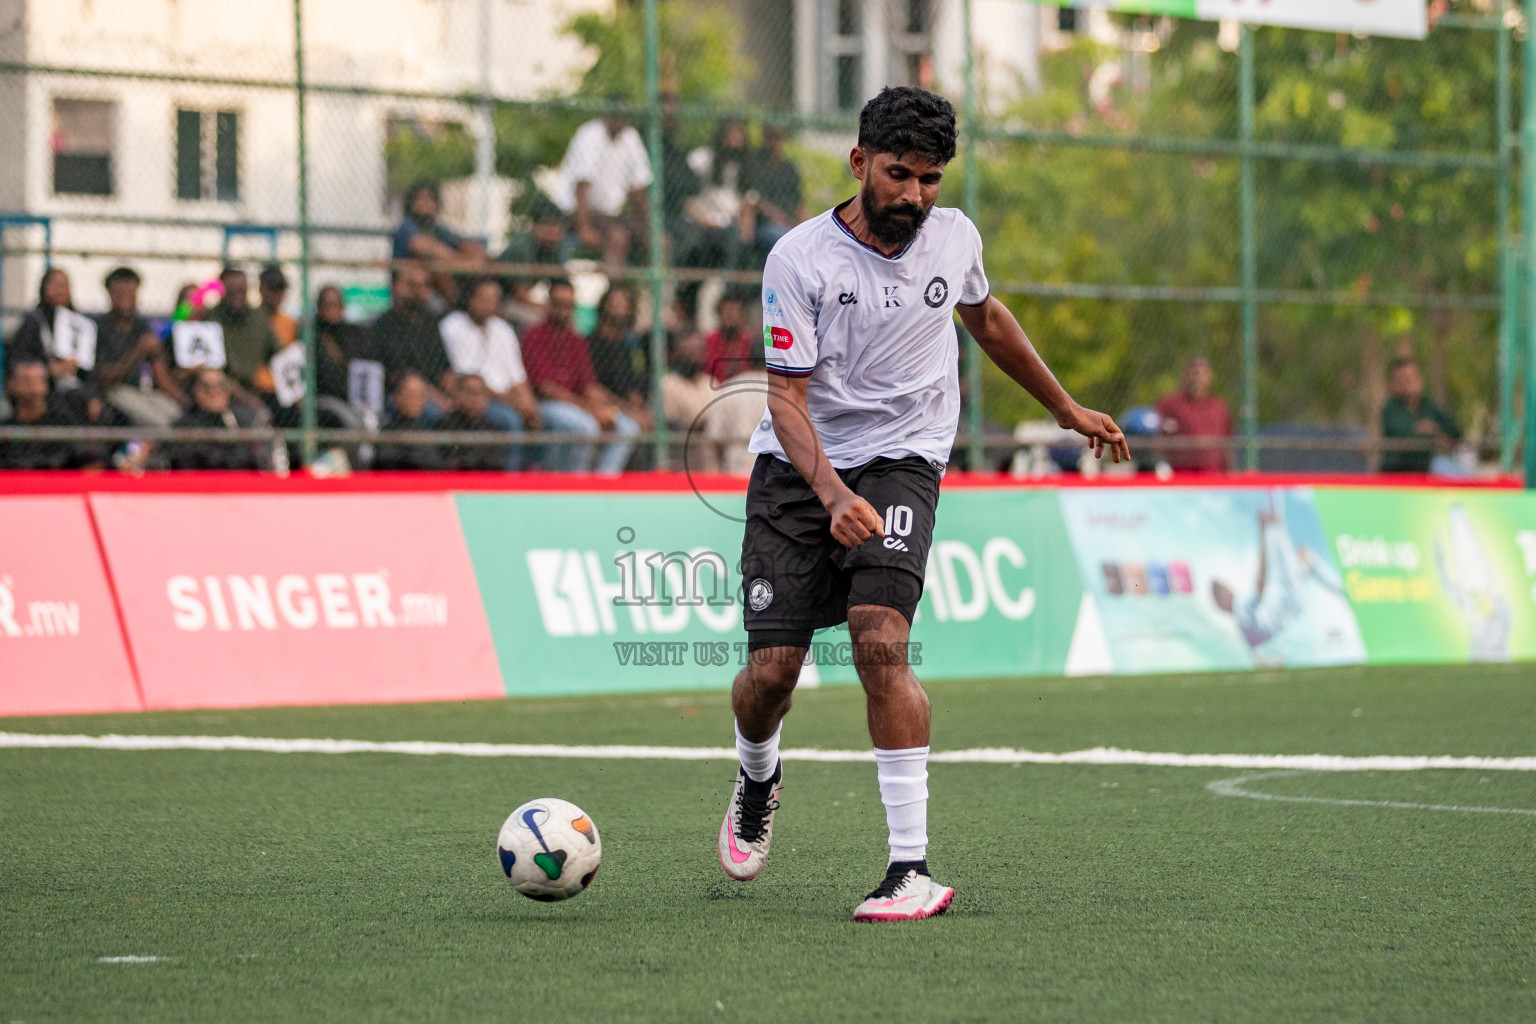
(740, 453, 942, 651)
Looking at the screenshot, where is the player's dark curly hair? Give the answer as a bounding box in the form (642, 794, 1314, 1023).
(857, 86, 957, 165)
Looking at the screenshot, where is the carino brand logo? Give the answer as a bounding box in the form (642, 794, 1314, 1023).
(0, 575, 81, 638)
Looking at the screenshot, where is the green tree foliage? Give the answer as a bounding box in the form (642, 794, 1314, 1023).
(971, 9, 1502, 437)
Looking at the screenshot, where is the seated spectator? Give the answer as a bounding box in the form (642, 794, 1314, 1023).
(672, 120, 749, 315)
(703, 292, 755, 386)
(6, 268, 85, 390)
(703, 343, 769, 475)
(743, 123, 807, 260)
(374, 371, 446, 471)
(434, 373, 508, 472)
(391, 180, 486, 263)
(660, 331, 713, 434)
(586, 286, 653, 430)
(373, 263, 455, 414)
(1381, 356, 1461, 473)
(1155, 356, 1233, 473)
(439, 278, 542, 468)
(519, 278, 639, 473)
(203, 266, 279, 410)
(497, 195, 570, 332)
(259, 265, 298, 346)
(164, 367, 261, 471)
(0, 359, 87, 469)
(91, 266, 185, 426)
(554, 109, 652, 268)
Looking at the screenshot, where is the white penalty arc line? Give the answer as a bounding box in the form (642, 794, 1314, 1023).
(1208, 770, 1536, 816)
(1, 732, 1535, 773)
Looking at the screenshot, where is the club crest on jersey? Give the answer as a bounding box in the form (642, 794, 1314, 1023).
(748, 578, 774, 611)
(765, 326, 794, 350)
(924, 277, 949, 307)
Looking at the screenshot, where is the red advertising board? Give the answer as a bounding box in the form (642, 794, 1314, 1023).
(90, 493, 504, 710)
(0, 496, 142, 716)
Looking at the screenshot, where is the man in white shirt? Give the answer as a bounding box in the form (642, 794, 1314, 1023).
(438, 278, 543, 469)
(716, 87, 1129, 922)
(554, 110, 653, 267)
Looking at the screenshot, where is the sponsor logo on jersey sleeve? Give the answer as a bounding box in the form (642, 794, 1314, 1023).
(766, 326, 794, 350)
(763, 287, 785, 320)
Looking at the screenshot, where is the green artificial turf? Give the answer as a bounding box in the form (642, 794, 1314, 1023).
(2, 665, 1533, 1022)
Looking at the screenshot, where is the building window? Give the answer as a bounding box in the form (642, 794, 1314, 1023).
(1058, 5, 1078, 32)
(892, 0, 933, 89)
(824, 0, 863, 113)
(176, 109, 240, 202)
(52, 99, 115, 196)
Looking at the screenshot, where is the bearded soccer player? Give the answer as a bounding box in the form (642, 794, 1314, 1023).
(716, 87, 1130, 922)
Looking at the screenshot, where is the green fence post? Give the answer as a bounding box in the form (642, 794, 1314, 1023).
(1239, 25, 1258, 473)
(962, 0, 985, 474)
(293, 0, 316, 467)
(1499, 13, 1515, 470)
(643, 0, 669, 470)
(1524, 0, 1536, 487)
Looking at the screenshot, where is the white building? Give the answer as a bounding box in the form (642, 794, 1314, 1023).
(0, 0, 1104, 319)
(0, 0, 608, 317)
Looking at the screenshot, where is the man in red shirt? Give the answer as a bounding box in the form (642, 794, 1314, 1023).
(519, 279, 638, 472)
(1155, 355, 1233, 473)
(703, 293, 756, 386)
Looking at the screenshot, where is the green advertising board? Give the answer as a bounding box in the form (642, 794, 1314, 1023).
(456, 489, 1083, 695)
(1312, 489, 1536, 664)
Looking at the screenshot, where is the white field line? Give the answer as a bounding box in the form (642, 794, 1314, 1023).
(96, 955, 167, 964)
(1208, 771, 1536, 816)
(1, 732, 1534, 772)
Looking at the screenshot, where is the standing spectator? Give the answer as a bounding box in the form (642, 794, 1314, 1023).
(259, 265, 298, 347)
(374, 371, 446, 471)
(586, 286, 653, 430)
(0, 359, 85, 469)
(313, 284, 376, 405)
(373, 263, 454, 413)
(1155, 355, 1233, 473)
(205, 266, 280, 406)
(555, 109, 652, 268)
(391, 180, 487, 263)
(6, 268, 83, 389)
(91, 266, 185, 425)
(434, 373, 508, 472)
(743, 123, 807, 260)
(703, 343, 769, 475)
(497, 194, 569, 331)
(519, 279, 639, 473)
(703, 292, 755, 385)
(164, 367, 261, 470)
(1381, 356, 1461, 473)
(439, 278, 543, 467)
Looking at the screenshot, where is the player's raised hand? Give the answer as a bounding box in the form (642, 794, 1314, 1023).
(826, 490, 886, 548)
(1060, 404, 1131, 463)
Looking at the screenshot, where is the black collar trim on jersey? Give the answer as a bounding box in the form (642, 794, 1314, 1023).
(832, 199, 914, 261)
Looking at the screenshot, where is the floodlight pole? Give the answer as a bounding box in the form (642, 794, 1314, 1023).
(1524, 0, 1536, 487)
(1238, 25, 1258, 473)
(643, 0, 669, 469)
(1497, 14, 1515, 470)
(962, 0, 985, 474)
(294, 0, 317, 467)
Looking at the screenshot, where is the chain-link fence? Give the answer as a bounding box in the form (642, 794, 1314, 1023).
(0, 0, 1520, 478)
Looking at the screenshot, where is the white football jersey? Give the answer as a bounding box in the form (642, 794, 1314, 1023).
(750, 201, 989, 468)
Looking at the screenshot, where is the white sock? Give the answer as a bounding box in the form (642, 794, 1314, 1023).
(734, 721, 781, 782)
(875, 745, 929, 864)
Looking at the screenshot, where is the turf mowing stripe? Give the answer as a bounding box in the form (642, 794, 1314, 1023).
(1, 732, 1534, 771)
(1208, 771, 1536, 815)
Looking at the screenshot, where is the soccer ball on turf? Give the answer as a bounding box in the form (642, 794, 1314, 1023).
(497, 798, 602, 901)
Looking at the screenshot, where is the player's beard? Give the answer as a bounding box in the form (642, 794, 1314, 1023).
(860, 182, 928, 247)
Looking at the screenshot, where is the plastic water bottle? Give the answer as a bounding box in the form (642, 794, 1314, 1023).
(270, 438, 290, 477)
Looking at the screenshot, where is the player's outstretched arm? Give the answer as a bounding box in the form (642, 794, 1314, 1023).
(957, 297, 1130, 463)
(766, 375, 886, 548)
